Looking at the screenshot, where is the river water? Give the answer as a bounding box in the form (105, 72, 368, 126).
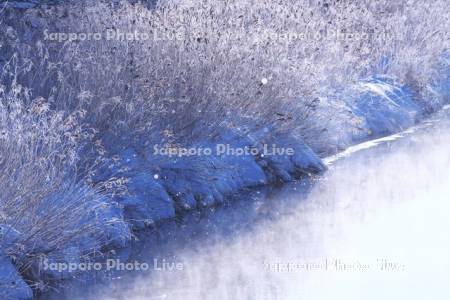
(46, 106, 450, 300)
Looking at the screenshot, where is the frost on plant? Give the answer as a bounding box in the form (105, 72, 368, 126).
(0, 0, 448, 295)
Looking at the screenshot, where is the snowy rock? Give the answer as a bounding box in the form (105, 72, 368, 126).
(155, 144, 267, 210)
(247, 127, 326, 180)
(157, 156, 226, 210)
(218, 152, 267, 188)
(259, 153, 294, 182)
(88, 147, 176, 230)
(290, 140, 327, 175)
(118, 172, 175, 229)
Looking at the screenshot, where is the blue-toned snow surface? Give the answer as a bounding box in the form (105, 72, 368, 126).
(0, 3, 449, 298)
(2, 59, 449, 300)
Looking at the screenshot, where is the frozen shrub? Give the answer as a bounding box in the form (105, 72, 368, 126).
(0, 81, 129, 289)
(1, 0, 448, 151)
(0, 0, 448, 293)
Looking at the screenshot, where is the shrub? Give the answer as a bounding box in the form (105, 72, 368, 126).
(0, 0, 448, 291)
(0, 80, 128, 289)
(2, 0, 448, 148)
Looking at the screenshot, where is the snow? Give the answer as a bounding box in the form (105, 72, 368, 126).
(92, 107, 450, 300)
(0, 256, 33, 300)
(1, 3, 449, 297)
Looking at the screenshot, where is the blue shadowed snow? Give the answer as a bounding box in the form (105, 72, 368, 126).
(312, 74, 429, 155)
(91, 200, 131, 249)
(1, 17, 449, 296)
(0, 226, 32, 299)
(425, 51, 450, 111)
(92, 147, 177, 229)
(154, 145, 267, 210)
(0, 225, 21, 252)
(352, 76, 422, 139)
(0, 256, 33, 300)
(119, 172, 176, 229)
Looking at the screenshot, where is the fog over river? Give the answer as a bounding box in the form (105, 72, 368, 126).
(50, 107, 450, 300)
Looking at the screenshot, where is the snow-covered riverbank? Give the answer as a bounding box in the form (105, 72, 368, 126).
(1, 1, 449, 298)
(42, 106, 450, 300)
